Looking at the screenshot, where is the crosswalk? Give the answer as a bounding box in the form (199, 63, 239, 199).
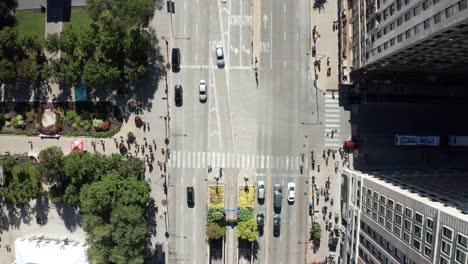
(324, 92, 342, 147)
(167, 150, 309, 170)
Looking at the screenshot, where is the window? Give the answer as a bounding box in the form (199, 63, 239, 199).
(456, 249, 467, 263)
(395, 214, 403, 226)
(460, 0, 468, 11)
(389, 4, 395, 15)
(387, 209, 394, 220)
(390, 22, 395, 31)
(373, 212, 378, 220)
(443, 226, 453, 240)
(440, 256, 449, 264)
(405, 0, 410, 4)
(434, 12, 442, 24)
(415, 225, 422, 238)
(414, 23, 422, 34)
(386, 220, 393, 230)
(397, 0, 402, 10)
(426, 232, 433, 244)
(380, 205, 385, 214)
(413, 239, 421, 250)
(424, 19, 431, 29)
(397, 34, 403, 43)
(379, 216, 385, 225)
(388, 199, 394, 208)
(394, 226, 402, 237)
(396, 203, 403, 213)
(397, 17, 403, 26)
(433, 0, 440, 4)
(415, 213, 423, 224)
(373, 201, 378, 210)
(367, 188, 372, 196)
(446, 6, 454, 18)
(380, 195, 386, 204)
(384, 27, 388, 35)
(404, 232, 411, 243)
(458, 234, 468, 248)
(427, 218, 434, 229)
(405, 12, 411, 22)
(425, 246, 432, 257)
(423, 0, 431, 10)
(441, 240, 452, 256)
(413, 5, 422, 16)
(405, 208, 413, 218)
(404, 219, 412, 231)
(373, 192, 379, 200)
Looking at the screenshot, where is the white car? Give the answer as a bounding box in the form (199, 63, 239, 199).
(199, 80, 207, 102)
(215, 45, 224, 67)
(287, 182, 295, 202)
(257, 181, 265, 200)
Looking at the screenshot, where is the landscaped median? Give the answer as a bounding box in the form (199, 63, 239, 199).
(207, 185, 225, 261)
(237, 185, 259, 261)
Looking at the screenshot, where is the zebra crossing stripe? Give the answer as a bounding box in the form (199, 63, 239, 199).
(325, 143, 341, 147)
(266, 156, 270, 168)
(285, 156, 290, 170)
(325, 103, 339, 108)
(217, 153, 221, 168)
(325, 123, 340, 128)
(325, 99, 338, 103)
(325, 113, 340, 118)
(325, 138, 341, 142)
(325, 118, 340, 123)
(325, 108, 339, 112)
(252, 155, 256, 169)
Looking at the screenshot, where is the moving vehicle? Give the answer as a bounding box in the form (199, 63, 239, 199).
(187, 187, 194, 206)
(174, 85, 182, 105)
(273, 184, 282, 210)
(215, 45, 224, 67)
(287, 182, 295, 203)
(171, 48, 181, 72)
(343, 136, 358, 151)
(273, 214, 281, 236)
(199, 80, 207, 102)
(257, 181, 265, 201)
(395, 135, 440, 146)
(448, 136, 468, 146)
(256, 213, 264, 229)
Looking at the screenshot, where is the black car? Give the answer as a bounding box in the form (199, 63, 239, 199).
(174, 85, 183, 105)
(273, 214, 281, 236)
(187, 187, 194, 206)
(256, 213, 264, 228)
(171, 48, 181, 72)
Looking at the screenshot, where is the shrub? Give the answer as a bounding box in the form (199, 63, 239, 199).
(11, 117, 19, 128)
(17, 119, 26, 129)
(206, 223, 225, 240)
(101, 121, 110, 131)
(5, 121, 12, 127)
(79, 121, 85, 127)
(74, 115, 82, 124)
(16, 114, 24, 121)
(0, 113, 5, 121)
(72, 123, 79, 130)
(238, 207, 252, 223)
(84, 124, 91, 131)
(25, 111, 35, 123)
(4, 113, 11, 120)
(238, 186, 255, 207)
(0, 130, 39, 136)
(93, 119, 103, 131)
(65, 111, 78, 126)
(209, 186, 224, 205)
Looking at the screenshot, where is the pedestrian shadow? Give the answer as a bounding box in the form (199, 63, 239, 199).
(313, 0, 327, 11)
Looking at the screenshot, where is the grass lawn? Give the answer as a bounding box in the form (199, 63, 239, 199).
(15, 10, 45, 41)
(66, 7, 92, 30)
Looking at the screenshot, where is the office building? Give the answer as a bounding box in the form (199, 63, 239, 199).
(340, 169, 468, 264)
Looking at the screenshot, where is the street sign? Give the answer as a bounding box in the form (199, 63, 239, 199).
(220, 208, 241, 213)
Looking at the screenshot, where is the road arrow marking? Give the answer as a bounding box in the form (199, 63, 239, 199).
(209, 131, 219, 137)
(242, 45, 250, 54)
(222, 7, 229, 15)
(230, 46, 239, 54)
(263, 15, 268, 28)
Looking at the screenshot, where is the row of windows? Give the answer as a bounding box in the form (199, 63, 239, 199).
(369, 0, 467, 58)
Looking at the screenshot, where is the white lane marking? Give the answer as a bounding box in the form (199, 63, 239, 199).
(180, 65, 251, 70)
(184, 23, 186, 34)
(266, 156, 270, 168)
(240, 0, 243, 66)
(283, 3, 286, 13)
(270, 12, 273, 69)
(325, 143, 341, 147)
(251, 155, 256, 169)
(325, 113, 340, 118)
(285, 156, 289, 170)
(325, 93, 339, 98)
(246, 154, 251, 168)
(283, 32, 286, 40)
(195, 23, 198, 33)
(261, 155, 265, 169)
(182, 151, 186, 168)
(325, 138, 340, 142)
(283, 60, 286, 69)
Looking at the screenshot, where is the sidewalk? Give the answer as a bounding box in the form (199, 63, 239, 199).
(311, 1, 339, 92)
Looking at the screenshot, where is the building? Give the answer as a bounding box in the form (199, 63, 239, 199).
(340, 169, 468, 264)
(340, 0, 468, 80)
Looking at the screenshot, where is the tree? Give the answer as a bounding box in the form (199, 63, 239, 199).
(237, 219, 258, 242)
(86, 0, 153, 26)
(38, 146, 65, 185)
(0, 157, 41, 205)
(206, 223, 225, 240)
(311, 224, 322, 240)
(207, 206, 225, 224)
(237, 207, 252, 222)
(0, 0, 17, 29)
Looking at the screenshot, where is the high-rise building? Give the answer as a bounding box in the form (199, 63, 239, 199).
(340, 169, 468, 264)
(340, 0, 468, 76)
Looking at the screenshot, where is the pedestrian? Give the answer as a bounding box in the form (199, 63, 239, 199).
(326, 157, 329, 166)
(208, 165, 212, 173)
(219, 168, 223, 178)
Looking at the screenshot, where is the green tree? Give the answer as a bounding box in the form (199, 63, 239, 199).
(206, 223, 225, 240)
(86, 0, 153, 26)
(237, 207, 252, 223)
(237, 218, 258, 242)
(0, 0, 17, 29)
(38, 146, 65, 184)
(1, 157, 41, 205)
(207, 206, 225, 224)
(311, 224, 321, 240)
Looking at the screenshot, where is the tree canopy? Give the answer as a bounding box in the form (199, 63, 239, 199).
(0, 0, 17, 29)
(206, 223, 225, 240)
(237, 218, 258, 242)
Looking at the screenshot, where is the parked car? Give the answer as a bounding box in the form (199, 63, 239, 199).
(257, 181, 265, 200)
(274, 184, 282, 210)
(171, 48, 181, 72)
(215, 45, 224, 67)
(287, 182, 295, 203)
(273, 214, 281, 236)
(187, 187, 194, 206)
(199, 80, 207, 102)
(174, 85, 182, 105)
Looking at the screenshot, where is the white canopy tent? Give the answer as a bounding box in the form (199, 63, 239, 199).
(15, 236, 89, 264)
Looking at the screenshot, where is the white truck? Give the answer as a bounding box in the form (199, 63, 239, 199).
(448, 136, 468, 146)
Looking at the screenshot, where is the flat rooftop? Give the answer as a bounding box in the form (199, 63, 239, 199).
(352, 169, 468, 221)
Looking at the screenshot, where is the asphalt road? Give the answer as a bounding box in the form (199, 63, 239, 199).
(165, 0, 347, 262)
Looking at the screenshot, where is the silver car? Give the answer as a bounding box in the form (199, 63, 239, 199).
(199, 80, 207, 102)
(215, 45, 224, 67)
(257, 181, 265, 200)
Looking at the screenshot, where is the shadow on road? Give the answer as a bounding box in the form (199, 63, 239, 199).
(55, 203, 82, 232)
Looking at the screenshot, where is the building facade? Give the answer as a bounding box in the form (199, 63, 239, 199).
(340, 169, 468, 264)
(341, 0, 468, 76)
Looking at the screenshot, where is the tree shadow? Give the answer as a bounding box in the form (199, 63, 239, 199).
(209, 238, 223, 260)
(6, 203, 21, 230)
(313, 0, 327, 11)
(238, 239, 258, 261)
(145, 197, 158, 236)
(55, 203, 82, 232)
(19, 203, 32, 226)
(33, 195, 50, 226)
